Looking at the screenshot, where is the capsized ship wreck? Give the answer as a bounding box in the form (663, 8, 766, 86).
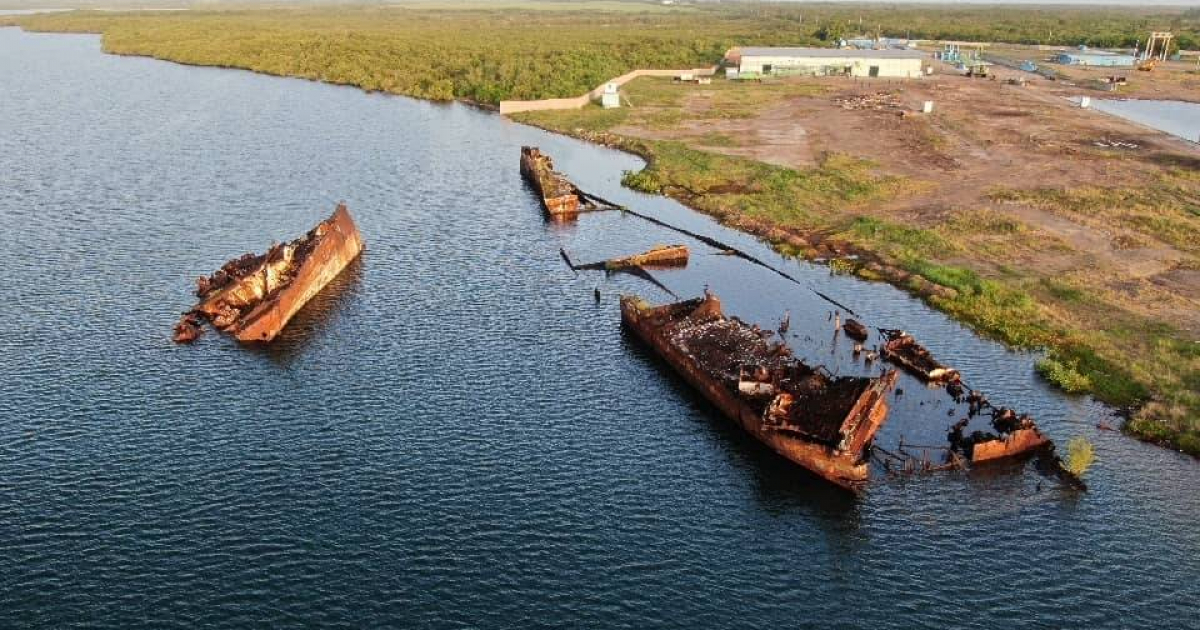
(173, 203, 364, 344)
(621, 292, 899, 491)
(520, 146, 590, 218)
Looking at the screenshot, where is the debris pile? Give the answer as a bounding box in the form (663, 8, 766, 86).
(834, 91, 903, 112)
(948, 404, 1049, 463)
(1093, 137, 1140, 150)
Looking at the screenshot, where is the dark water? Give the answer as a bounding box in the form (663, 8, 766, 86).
(1, 30, 1197, 629)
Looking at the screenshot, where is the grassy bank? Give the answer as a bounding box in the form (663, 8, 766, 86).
(9, 3, 1198, 455)
(514, 81, 1200, 456)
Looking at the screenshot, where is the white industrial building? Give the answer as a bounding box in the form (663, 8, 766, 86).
(729, 47, 926, 78)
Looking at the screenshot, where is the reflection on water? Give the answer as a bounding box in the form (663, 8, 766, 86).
(0, 29, 1198, 630)
(248, 254, 367, 366)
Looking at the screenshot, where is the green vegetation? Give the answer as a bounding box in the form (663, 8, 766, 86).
(11, 2, 1198, 455)
(1064, 436, 1097, 477)
(11, 3, 1200, 104)
(524, 97, 1200, 455)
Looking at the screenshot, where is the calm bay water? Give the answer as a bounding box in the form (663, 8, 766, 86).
(1, 29, 1198, 629)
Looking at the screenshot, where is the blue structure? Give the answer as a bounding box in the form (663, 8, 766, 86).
(1055, 50, 1135, 67)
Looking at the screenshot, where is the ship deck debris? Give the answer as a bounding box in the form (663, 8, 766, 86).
(880, 329, 960, 384)
(172, 203, 364, 344)
(949, 397, 1051, 464)
(621, 291, 898, 492)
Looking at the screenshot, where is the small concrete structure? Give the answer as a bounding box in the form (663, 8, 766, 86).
(600, 83, 620, 109)
(730, 47, 925, 79)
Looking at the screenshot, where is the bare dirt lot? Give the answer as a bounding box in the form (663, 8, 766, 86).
(609, 67, 1200, 339)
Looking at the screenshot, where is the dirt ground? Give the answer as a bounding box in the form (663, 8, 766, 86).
(609, 64, 1200, 338)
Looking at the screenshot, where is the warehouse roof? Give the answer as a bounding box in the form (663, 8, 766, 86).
(738, 47, 925, 59)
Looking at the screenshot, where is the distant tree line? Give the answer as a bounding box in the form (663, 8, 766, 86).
(13, 4, 1199, 105)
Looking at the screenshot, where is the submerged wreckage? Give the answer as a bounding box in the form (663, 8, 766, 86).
(605, 244, 690, 270)
(950, 397, 1051, 464)
(173, 204, 364, 344)
(520, 146, 599, 218)
(621, 292, 898, 491)
(881, 330, 960, 384)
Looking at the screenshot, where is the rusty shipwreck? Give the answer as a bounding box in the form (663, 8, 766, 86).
(173, 203, 364, 344)
(621, 292, 899, 491)
(605, 244, 689, 270)
(881, 330, 960, 384)
(950, 402, 1051, 464)
(520, 146, 592, 218)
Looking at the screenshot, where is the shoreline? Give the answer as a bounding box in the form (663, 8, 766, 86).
(7, 23, 1197, 458)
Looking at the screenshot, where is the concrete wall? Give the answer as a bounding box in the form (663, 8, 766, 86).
(498, 66, 717, 114)
(739, 55, 924, 78)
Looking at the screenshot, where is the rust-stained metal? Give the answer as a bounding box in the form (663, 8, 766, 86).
(621, 292, 898, 492)
(949, 406, 1052, 464)
(173, 203, 365, 344)
(605, 244, 689, 270)
(880, 330, 960, 384)
(843, 319, 869, 341)
(520, 146, 589, 218)
(971, 428, 1051, 463)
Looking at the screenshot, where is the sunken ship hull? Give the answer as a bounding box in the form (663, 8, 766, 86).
(176, 204, 364, 344)
(621, 293, 897, 492)
(520, 146, 581, 217)
(605, 244, 690, 270)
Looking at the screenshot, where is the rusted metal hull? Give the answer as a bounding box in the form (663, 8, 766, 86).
(606, 244, 690, 270)
(176, 204, 364, 344)
(621, 293, 897, 492)
(971, 428, 1050, 463)
(520, 146, 581, 218)
(231, 206, 363, 342)
(881, 332, 960, 384)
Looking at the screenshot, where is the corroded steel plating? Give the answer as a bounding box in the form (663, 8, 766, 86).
(173, 204, 364, 344)
(621, 292, 898, 492)
(520, 146, 582, 218)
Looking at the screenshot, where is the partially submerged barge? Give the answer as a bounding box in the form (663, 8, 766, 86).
(173, 204, 364, 344)
(605, 244, 689, 270)
(520, 146, 592, 218)
(621, 292, 898, 491)
(881, 330, 960, 384)
(950, 404, 1051, 464)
